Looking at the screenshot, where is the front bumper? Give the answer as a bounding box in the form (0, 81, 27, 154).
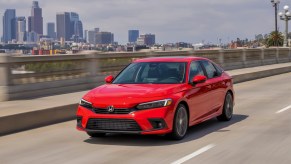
(76, 105, 175, 135)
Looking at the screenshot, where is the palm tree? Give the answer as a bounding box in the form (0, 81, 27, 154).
(265, 31, 284, 47)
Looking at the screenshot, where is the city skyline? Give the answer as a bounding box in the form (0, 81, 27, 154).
(2, 9, 16, 43)
(0, 0, 290, 44)
(28, 1, 43, 35)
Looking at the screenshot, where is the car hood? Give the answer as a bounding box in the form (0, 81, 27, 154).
(83, 84, 186, 108)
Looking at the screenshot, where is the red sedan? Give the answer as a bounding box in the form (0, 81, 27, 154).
(76, 57, 234, 140)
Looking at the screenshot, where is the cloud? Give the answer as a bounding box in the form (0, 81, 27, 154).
(1, 0, 290, 44)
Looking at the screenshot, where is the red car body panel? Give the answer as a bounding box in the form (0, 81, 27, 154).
(76, 57, 234, 135)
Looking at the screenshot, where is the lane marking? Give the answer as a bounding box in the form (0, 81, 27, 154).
(276, 105, 291, 114)
(171, 144, 215, 164)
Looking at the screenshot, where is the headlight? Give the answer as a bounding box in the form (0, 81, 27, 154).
(79, 99, 93, 109)
(136, 99, 173, 110)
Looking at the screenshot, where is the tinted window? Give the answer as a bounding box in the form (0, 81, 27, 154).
(200, 60, 218, 79)
(113, 62, 187, 84)
(112, 63, 140, 83)
(189, 61, 205, 82)
(213, 63, 223, 76)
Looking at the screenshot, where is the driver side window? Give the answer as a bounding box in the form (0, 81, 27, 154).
(189, 61, 205, 82)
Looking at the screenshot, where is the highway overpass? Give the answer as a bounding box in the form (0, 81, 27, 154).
(0, 48, 291, 163)
(0, 48, 290, 101)
(0, 73, 290, 164)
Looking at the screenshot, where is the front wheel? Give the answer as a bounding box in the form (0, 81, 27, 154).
(217, 92, 233, 121)
(168, 104, 188, 140)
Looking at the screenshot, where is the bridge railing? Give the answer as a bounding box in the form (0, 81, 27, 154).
(0, 48, 290, 101)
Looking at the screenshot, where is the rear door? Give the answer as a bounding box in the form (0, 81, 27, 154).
(200, 60, 225, 114)
(186, 61, 211, 123)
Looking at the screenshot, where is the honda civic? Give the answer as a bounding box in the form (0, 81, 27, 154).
(76, 56, 234, 140)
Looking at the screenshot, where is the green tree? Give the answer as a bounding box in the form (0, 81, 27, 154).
(265, 31, 284, 47)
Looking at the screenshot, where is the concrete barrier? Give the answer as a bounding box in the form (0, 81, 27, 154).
(232, 65, 291, 83)
(1, 48, 291, 101)
(0, 104, 77, 136)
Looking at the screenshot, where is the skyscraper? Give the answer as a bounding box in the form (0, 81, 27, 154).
(16, 17, 26, 42)
(56, 12, 71, 41)
(84, 30, 88, 42)
(56, 12, 83, 41)
(86, 30, 95, 44)
(27, 31, 38, 43)
(2, 9, 16, 43)
(94, 28, 100, 33)
(47, 22, 56, 39)
(28, 1, 43, 35)
(69, 12, 79, 39)
(95, 32, 114, 44)
(137, 34, 156, 46)
(74, 20, 83, 38)
(128, 30, 139, 43)
(69, 12, 83, 40)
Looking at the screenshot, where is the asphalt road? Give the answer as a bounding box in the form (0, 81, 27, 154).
(0, 73, 291, 164)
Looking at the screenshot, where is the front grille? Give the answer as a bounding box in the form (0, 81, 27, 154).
(86, 118, 141, 131)
(92, 108, 132, 114)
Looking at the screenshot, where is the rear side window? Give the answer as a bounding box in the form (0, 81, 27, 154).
(213, 63, 223, 76)
(200, 60, 219, 79)
(189, 61, 205, 82)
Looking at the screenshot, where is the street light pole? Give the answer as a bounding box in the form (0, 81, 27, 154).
(279, 5, 291, 47)
(271, 0, 280, 33)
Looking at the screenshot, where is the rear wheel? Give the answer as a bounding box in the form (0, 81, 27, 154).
(168, 104, 188, 140)
(87, 132, 106, 138)
(217, 92, 233, 121)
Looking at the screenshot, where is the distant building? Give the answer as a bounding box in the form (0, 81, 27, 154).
(28, 1, 43, 35)
(2, 9, 16, 43)
(137, 34, 155, 46)
(56, 12, 83, 42)
(176, 42, 192, 48)
(86, 30, 95, 44)
(16, 17, 26, 42)
(84, 30, 88, 42)
(95, 32, 114, 44)
(27, 31, 38, 42)
(69, 12, 83, 41)
(47, 22, 56, 39)
(255, 34, 264, 41)
(70, 12, 79, 22)
(75, 20, 83, 38)
(128, 30, 139, 43)
(56, 12, 71, 41)
(94, 28, 100, 33)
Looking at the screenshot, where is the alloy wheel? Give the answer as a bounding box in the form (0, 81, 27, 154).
(175, 106, 188, 137)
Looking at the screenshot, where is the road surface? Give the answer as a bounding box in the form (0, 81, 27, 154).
(0, 73, 291, 164)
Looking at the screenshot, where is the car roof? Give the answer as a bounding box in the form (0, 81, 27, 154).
(134, 56, 208, 63)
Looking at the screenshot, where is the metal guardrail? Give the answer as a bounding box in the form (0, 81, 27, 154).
(0, 48, 290, 101)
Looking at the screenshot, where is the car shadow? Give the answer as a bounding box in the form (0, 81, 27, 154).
(84, 114, 248, 146)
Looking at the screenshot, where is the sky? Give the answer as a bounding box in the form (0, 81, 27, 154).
(0, 0, 290, 44)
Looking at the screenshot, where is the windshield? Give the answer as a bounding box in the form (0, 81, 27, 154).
(113, 62, 187, 84)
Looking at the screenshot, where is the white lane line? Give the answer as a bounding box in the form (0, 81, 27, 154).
(171, 144, 215, 164)
(276, 105, 291, 114)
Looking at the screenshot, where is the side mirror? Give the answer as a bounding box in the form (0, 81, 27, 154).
(192, 75, 207, 84)
(105, 75, 114, 83)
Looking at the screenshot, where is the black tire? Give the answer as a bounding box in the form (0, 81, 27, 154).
(168, 104, 188, 140)
(217, 92, 233, 121)
(87, 132, 106, 138)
